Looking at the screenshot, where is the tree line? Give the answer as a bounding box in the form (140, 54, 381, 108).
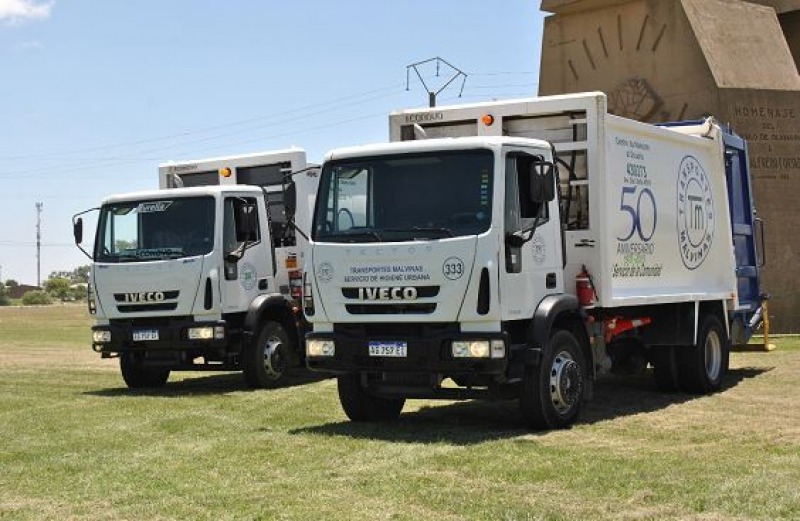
(0, 265, 90, 306)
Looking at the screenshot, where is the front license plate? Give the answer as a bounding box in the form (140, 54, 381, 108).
(368, 341, 407, 358)
(133, 329, 159, 342)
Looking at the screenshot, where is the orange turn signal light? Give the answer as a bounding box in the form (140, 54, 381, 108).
(219, 167, 233, 178)
(482, 114, 495, 126)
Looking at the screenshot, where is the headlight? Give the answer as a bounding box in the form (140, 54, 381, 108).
(92, 330, 111, 343)
(452, 340, 490, 358)
(451, 339, 506, 359)
(188, 326, 224, 340)
(307, 339, 335, 357)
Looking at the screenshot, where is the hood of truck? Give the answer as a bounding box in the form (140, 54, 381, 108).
(310, 237, 479, 323)
(92, 257, 206, 319)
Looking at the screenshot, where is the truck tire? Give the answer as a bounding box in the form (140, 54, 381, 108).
(677, 314, 729, 393)
(651, 347, 680, 392)
(520, 329, 587, 430)
(242, 321, 291, 389)
(337, 373, 405, 422)
(120, 353, 170, 389)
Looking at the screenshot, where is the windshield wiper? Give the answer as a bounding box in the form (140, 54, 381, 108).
(323, 231, 384, 243)
(384, 226, 455, 239)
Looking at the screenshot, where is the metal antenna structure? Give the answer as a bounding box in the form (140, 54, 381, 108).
(35, 202, 43, 287)
(406, 57, 467, 107)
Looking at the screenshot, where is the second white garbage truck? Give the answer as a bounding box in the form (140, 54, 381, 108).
(303, 92, 764, 429)
(74, 148, 320, 389)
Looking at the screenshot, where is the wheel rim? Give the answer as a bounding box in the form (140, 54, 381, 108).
(704, 329, 722, 381)
(262, 336, 286, 380)
(549, 350, 582, 414)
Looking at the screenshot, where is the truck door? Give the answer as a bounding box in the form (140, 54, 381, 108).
(220, 196, 275, 313)
(501, 150, 564, 319)
(724, 135, 762, 321)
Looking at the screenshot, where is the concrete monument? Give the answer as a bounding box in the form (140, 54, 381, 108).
(539, 0, 800, 331)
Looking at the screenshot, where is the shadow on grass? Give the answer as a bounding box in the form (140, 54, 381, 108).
(290, 400, 529, 445)
(580, 365, 771, 424)
(84, 368, 330, 398)
(290, 366, 772, 445)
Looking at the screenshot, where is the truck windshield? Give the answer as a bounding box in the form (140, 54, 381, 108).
(313, 149, 494, 242)
(95, 196, 215, 262)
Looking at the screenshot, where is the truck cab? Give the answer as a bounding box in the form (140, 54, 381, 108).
(304, 136, 570, 425)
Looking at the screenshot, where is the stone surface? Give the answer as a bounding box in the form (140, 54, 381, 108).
(539, 0, 800, 331)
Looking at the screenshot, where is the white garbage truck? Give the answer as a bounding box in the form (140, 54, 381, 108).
(303, 92, 764, 429)
(73, 148, 320, 389)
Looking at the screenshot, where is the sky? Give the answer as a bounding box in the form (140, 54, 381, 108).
(0, 0, 546, 285)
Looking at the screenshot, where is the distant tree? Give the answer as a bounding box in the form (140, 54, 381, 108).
(4, 279, 19, 288)
(44, 277, 72, 300)
(22, 290, 53, 306)
(115, 240, 136, 251)
(69, 284, 87, 301)
(49, 270, 71, 280)
(72, 265, 90, 284)
(0, 284, 9, 306)
(47, 266, 91, 284)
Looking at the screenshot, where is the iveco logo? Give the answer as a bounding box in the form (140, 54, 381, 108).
(123, 292, 166, 303)
(358, 287, 418, 301)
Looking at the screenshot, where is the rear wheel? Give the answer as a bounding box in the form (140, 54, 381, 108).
(677, 314, 729, 393)
(120, 353, 170, 389)
(242, 321, 292, 389)
(520, 329, 587, 430)
(337, 373, 405, 422)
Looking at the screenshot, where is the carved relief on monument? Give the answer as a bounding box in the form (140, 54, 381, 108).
(539, 0, 721, 122)
(607, 77, 664, 121)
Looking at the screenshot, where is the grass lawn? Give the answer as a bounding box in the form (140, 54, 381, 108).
(0, 305, 798, 520)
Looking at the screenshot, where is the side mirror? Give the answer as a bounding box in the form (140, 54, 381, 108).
(73, 217, 84, 245)
(237, 203, 258, 241)
(530, 161, 556, 204)
(284, 180, 297, 221)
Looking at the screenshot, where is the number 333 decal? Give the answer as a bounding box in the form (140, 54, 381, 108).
(443, 257, 465, 280)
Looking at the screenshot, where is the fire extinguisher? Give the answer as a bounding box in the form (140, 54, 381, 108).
(576, 264, 596, 308)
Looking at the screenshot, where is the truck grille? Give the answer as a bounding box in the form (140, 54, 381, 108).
(117, 303, 179, 313)
(345, 303, 436, 315)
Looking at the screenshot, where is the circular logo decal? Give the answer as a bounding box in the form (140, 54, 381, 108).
(677, 156, 714, 270)
(317, 262, 334, 283)
(240, 262, 258, 291)
(442, 257, 465, 281)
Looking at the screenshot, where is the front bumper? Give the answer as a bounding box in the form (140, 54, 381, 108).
(91, 319, 228, 354)
(305, 323, 508, 375)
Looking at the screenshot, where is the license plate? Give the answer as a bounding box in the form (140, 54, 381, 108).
(368, 341, 407, 357)
(133, 329, 159, 342)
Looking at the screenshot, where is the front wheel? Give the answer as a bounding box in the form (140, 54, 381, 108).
(520, 329, 587, 430)
(119, 352, 170, 389)
(677, 314, 729, 393)
(337, 373, 405, 422)
(242, 321, 292, 389)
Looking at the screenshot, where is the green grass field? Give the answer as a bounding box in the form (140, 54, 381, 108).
(1, 305, 798, 520)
